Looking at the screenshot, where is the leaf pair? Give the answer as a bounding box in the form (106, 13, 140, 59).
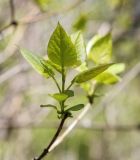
(20, 48, 54, 78)
(41, 103, 84, 112)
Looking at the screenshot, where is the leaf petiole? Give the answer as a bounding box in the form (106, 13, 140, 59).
(51, 76, 61, 93)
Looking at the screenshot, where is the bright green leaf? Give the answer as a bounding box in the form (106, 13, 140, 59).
(50, 93, 68, 102)
(95, 72, 121, 84)
(107, 63, 125, 74)
(40, 59, 55, 77)
(47, 22, 80, 67)
(76, 62, 88, 72)
(70, 31, 86, 64)
(66, 104, 84, 111)
(46, 60, 62, 73)
(73, 63, 113, 83)
(87, 33, 112, 64)
(20, 48, 53, 78)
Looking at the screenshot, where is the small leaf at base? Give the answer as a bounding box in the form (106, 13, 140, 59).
(66, 104, 84, 111)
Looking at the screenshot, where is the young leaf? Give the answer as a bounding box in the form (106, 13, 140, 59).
(20, 48, 53, 78)
(87, 33, 112, 64)
(70, 31, 86, 64)
(50, 93, 68, 102)
(40, 59, 55, 77)
(47, 22, 80, 67)
(107, 63, 125, 74)
(66, 104, 84, 111)
(73, 63, 113, 83)
(40, 104, 57, 110)
(95, 72, 121, 84)
(64, 90, 74, 97)
(46, 60, 62, 73)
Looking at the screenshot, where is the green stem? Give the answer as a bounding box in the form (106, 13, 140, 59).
(34, 112, 68, 160)
(66, 81, 74, 90)
(61, 65, 65, 112)
(62, 66, 65, 92)
(52, 76, 61, 93)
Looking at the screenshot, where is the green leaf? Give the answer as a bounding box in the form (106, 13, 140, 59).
(94, 63, 125, 84)
(66, 104, 84, 111)
(73, 63, 113, 83)
(47, 22, 80, 67)
(95, 72, 121, 84)
(40, 104, 57, 110)
(70, 31, 86, 64)
(64, 90, 74, 97)
(40, 59, 55, 77)
(87, 33, 112, 64)
(46, 60, 62, 73)
(107, 63, 125, 74)
(20, 48, 53, 78)
(50, 93, 68, 102)
(80, 82, 91, 92)
(76, 62, 88, 72)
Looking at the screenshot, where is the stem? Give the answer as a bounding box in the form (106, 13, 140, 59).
(34, 113, 68, 160)
(60, 64, 65, 112)
(10, 0, 16, 22)
(52, 76, 61, 93)
(66, 81, 74, 90)
(61, 66, 65, 92)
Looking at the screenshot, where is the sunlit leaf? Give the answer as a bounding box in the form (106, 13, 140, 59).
(73, 63, 113, 83)
(46, 60, 62, 73)
(107, 63, 125, 74)
(95, 72, 121, 84)
(40, 59, 55, 77)
(87, 33, 112, 64)
(47, 22, 81, 67)
(20, 48, 53, 78)
(71, 31, 86, 64)
(50, 93, 68, 102)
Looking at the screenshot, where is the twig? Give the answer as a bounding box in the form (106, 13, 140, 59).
(20, 0, 85, 24)
(34, 113, 69, 160)
(0, 23, 12, 34)
(0, 24, 26, 64)
(0, 0, 17, 34)
(49, 103, 91, 152)
(10, 0, 15, 22)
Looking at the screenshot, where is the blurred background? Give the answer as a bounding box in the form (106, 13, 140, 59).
(0, 0, 140, 159)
